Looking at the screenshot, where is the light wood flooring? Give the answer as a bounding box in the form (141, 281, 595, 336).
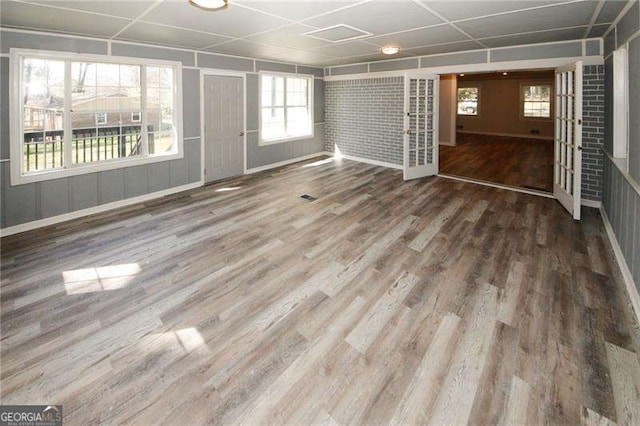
(2, 156, 640, 425)
(440, 133, 554, 193)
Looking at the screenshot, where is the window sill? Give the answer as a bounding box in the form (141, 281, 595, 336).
(10, 151, 183, 186)
(259, 132, 314, 146)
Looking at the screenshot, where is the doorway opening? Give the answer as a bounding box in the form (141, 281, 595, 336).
(438, 69, 555, 194)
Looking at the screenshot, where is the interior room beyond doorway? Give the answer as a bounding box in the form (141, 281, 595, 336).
(439, 70, 555, 193)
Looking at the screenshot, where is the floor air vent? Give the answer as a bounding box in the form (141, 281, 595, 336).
(300, 194, 318, 202)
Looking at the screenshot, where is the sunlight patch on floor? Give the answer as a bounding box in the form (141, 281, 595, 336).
(63, 263, 141, 294)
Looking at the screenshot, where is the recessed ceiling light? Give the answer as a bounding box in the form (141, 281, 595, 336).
(381, 46, 400, 55)
(502, 72, 508, 75)
(189, 0, 228, 11)
(459, 73, 465, 76)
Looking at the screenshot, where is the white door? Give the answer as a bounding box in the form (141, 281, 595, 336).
(404, 73, 439, 180)
(203, 75, 244, 183)
(554, 61, 583, 220)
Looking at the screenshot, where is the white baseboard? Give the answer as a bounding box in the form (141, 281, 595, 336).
(439, 140, 456, 146)
(458, 130, 553, 141)
(334, 153, 403, 170)
(582, 199, 602, 208)
(0, 181, 203, 237)
(245, 152, 330, 174)
(600, 207, 640, 325)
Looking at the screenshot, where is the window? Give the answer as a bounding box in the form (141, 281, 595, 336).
(522, 85, 551, 118)
(613, 47, 629, 167)
(260, 73, 313, 144)
(95, 112, 107, 125)
(11, 49, 182, 184)
(457, 86, 479, 116)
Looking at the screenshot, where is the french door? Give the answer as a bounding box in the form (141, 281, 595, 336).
(554, 61, 583, 220)
(403, 73, 439, 180)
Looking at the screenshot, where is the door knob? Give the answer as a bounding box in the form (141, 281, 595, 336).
(239, 131, 245, 137)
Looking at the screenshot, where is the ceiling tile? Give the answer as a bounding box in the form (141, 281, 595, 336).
(115, 22, 232, 49)
(235, 1, 358, 21)
(264, 48, 338, 65)
(479, 26, 588, 48)
(142, 1, 290, 38)
(366, 24, 468, 48)
(245, 24, 331, 50)
(403, 40, 484, 56)
(205, 39, 289, 60)
(455, 1, 598, 39)
(315, 40, 381, 57)
(596, 0, 630, 24)
(21, 0, 157, 19)
(588, 23, 612, 37)
(0, 1, 131, 37)
(422, 1, 568, 22)
(304, 0, 444, 36)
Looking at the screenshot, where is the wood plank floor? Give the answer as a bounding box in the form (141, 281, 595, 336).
(440, 133, 554, 193)
(2, 156, 640, 425)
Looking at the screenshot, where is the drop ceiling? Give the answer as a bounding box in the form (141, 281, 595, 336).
(0, 0, 629, 67)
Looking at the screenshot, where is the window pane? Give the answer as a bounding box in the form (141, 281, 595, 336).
(147, 67, 176, 156)
(286, 78, 308, 106)
(286, 106, 311, 137)
(22, 58, 65, 172)
(261, 107, 285, 140)
(71, 112, 143, 164)
(148, 131, 175, 155)
(457, 87, 478, 115)
(72, 62, 141, 112)
(261, 75, 284, 107)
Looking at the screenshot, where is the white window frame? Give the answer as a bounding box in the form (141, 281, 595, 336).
(520, 83, 553, 120)
(9, 48, 184, 185)
(259, 72, 314, 145)
(613, 46, 629, 171)
(131, 111, 141, 123)
(456, 85, 480, 116)
(95, 112, 108, 125)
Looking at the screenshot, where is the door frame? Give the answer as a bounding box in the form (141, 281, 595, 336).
(200, 69, 247, 181)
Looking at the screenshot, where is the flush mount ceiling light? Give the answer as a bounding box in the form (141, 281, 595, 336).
(189, 0, 228, 11)
(381, 46, 400, 55)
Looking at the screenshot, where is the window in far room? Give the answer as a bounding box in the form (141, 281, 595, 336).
(522, 84, 551, 118)
(457, 86, 479, 115)
(260, 73, 313, 144)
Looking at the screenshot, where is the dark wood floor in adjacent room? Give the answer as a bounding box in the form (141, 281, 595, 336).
(2, 156, 640, 425)
(440, 133, 554, 193)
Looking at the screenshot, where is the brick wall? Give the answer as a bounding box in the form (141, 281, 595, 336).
(581, 64, 605, 201)
(324, 77, 404, 165)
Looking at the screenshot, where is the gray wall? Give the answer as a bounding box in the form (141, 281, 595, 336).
(324, 77, 404, 165)
(602, 0, 640, 292)
(0, 29, 324, 230)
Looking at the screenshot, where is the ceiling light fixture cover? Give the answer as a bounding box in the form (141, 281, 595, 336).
(382, 46, 400, 55)
(189, 0, 228, 11)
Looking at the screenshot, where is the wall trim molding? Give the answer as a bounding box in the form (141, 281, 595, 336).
(245, 152, 330, 174)
(0, 181, 203, 237)
(600, 207, 640, 325)
(457, 130, 554, 141)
